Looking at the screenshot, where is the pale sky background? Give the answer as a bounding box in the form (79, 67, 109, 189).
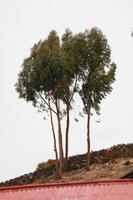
(0, 0, 133, 182)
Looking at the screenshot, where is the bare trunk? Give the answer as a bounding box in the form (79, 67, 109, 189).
(48, 96, 59, 177)
(65, 102, 70, 169)
(56, 99, 64, 178)
(87, 104, 91, 168)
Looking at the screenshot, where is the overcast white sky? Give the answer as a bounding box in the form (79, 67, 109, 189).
(0, 0, 133, 182)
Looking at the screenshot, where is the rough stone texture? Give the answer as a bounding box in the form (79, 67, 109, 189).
(1, 143, 133, 187)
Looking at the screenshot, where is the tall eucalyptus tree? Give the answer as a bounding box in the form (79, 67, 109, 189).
(79, 28, 116, 168)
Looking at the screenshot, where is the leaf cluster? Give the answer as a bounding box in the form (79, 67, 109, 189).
(16, 27, 116, 117)
(79, 28, 116, 114)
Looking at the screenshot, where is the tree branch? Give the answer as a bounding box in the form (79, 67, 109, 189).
(38, 92, 57, 115)
(69, 75, 78, 104)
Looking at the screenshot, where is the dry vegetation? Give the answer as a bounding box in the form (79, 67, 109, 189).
(1, 143, 133, 187)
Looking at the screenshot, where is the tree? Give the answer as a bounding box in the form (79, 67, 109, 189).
(15, 30, 81, 177)
(61, 29, 87, 168)
(79, 28, 116, 168)
(16, 27, 116, 176)
(16, 31, 64, 177)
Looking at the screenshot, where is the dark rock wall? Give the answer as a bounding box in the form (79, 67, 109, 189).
(1, 143, 133, 186)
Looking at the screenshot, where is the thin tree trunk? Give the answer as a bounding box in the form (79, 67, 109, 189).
(87, 104, 91, 169)
(48, 96, 59, 178)
(65, 102, 70, 169)
(56, 99, 64, 178)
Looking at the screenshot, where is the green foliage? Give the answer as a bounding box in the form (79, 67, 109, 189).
(15, 29, 83, 116)
(16, 26, 116, 130)
(16, 27, 116, 115)
(79, 28, 116, 114)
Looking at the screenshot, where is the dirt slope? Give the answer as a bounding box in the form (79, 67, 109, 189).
(1, 143, 133, 187)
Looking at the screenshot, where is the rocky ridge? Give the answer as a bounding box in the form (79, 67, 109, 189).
(1, 143, 133, 187)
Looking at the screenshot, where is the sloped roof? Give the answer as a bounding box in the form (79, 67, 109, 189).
(0, 179, 133, 200)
